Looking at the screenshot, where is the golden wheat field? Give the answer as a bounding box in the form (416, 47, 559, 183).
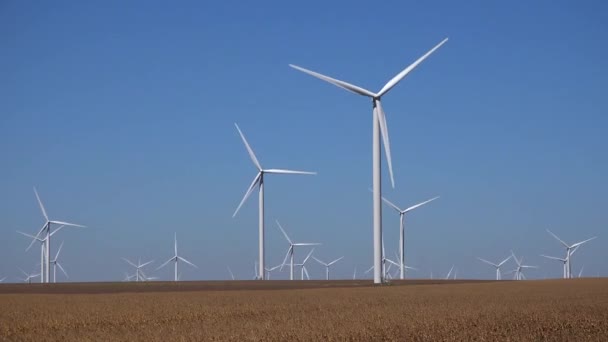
(1, 279, 607, 341)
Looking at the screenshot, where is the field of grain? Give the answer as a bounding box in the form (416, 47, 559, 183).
(1, 279, 607, 341)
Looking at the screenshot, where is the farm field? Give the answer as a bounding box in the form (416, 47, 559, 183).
(1, 279, 607, 341)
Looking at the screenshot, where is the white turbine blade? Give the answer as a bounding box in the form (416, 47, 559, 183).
(232, 172, 262, 218)
(386, 259, 400, 267)
(312, 256, 327, 266)
(404, 265, 418, 271)
(377, 38, 449, 97)
(122, 258, 138, 268)
(17, 267, 28, 277)
(227, 266, 235, 280)
(510, 251, 521, 266)
(380, 194, 402, 213)
(477, 257, 499, 268)
(446, 265, 454, 279)
(546, 229, 569, 248)
(375, 101, 394, 188)
(263, 169, 317, 175)
(571, 236, 597, 248)
(404, 196, 440, 213)
(569, 245, 580, 258)
(302, 248, 315, 264)
(498, 255, 512, 267)
(140, 260, 154, 268)
(288, 64, 376, 97)
(234, 123, 262, 170)
(174, 232, 177, 256)
(303, 266, 310, 280)
(50, 221, 86, 228)
(57, 263, 68, 278)
(156, 257, 173, 270)
(275, 220, 293, 244)
(521, 265, 538, 269)
(541, 254, 565, 262)
(270, 265, 282, 271)
(50, 225, 66, 236)
(365, 265, 374, 274)
(293, 243, 322, 246)
(279, 246, 292, 271)
(178, 256, 198, 269)
(328, 256, 344, 266)
(33, 187, 49, 222)
(0, 277, 6, 282)
(55, 241, 64, 260)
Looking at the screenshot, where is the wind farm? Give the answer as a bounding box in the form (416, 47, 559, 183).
(1, 1, 607, 341)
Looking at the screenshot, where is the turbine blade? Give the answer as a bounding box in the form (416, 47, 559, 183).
(546, 229, 569, 248)
(378, 193, 402, 212)
(57, 263, 68, 278)
(232, 172, 262, 217)
(140, 260, 154, 268)
(541, 255, 564, 262)
(50, 225, 65, 236)
(263, 169, 317, 175)
(178, 256, 198, 268)
(377, 38, 449, 97)
(50, 221, 86, 228)
(156, 257, 173, 271)
(303, 266, 310, 280)
(288, 64, 376, 97)
(365, 265, 374, 274)
(302, 248, 315, 264)
(234, 123, 262, 170)
(279, 246, 292, 271)
(328, 256, 344, 266)
(55, 241, 64, 260)
(293, 243, 322, 246)
(275, 220, 293, 244)
(375, 101, 394, 188)
(571, 236, 597, 248)
(312, 256, 327, 266)
(404, 196, 440, 213)
(498, 255, 512, 267)
(33, 187, 49, 222)
(122, 258, 138, 268)
(477, 257, 498, 267)
(174, 232, 177, 256)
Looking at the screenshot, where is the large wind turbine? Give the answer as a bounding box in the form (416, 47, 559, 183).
(18, 225, 64, 284)
(477, 255, 512, 280)
(157, 233, 197, 281)
(295, 248, 316, 280)
(546, 229, 596, 279)
(313, 256, 344, 280)
(30, 188, 86, 283)
(290, 38, 448, 284)
(381, 195, 439, 279)
(509, 252, 538, 280)
(232, 124, 316, 280)
(276, 220, 321, 280)
(541, 245, 579, 279)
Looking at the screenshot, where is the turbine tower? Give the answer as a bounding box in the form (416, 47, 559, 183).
(476, 255, 512, 280)
(276, 220, 321, 280)
(313, 256, 344, 280)
(18, 225, 64, 284)
(381, 195, 439, 279)
(30, 188, 85, 283)
(290, 38, 448, 283)
(541, 245, 579, 279)
(232, 124, 316, 280)
(546, 229, 596, 278)
(157, 233, 197, 281)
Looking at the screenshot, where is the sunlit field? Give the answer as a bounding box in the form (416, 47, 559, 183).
(1, 279, 607, 341)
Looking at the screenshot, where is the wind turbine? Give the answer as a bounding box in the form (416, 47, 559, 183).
(30, 187, 86, 283)
(541, 246, 579, 279)
(18, 225, 64, 284)
(353, 266, 357, 280)
(296, 249, 316, 280)
(232, 124, 316, 280)
(227, 266, 235, 280)
(290, 38, 448, 284)
(157, 233, 197, 281)
(381, 195, 439, 279)
(276, 220, 321, 280)
(122, 258, 153, 282)
(476, 255, 512, 280)
(50, 241, 68, 283)
(18, 267, 40, 284)
(313, 256, 344, 280)
(546, 229, 596, 279)
(509, 252, 538, 280)
(445, 265, 454, 280)
(264, 264, 282, 280)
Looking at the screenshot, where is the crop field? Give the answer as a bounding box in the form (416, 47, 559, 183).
(1, 279, 607, 341)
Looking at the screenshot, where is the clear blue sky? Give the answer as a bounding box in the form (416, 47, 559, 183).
(1, 1, 606, 282)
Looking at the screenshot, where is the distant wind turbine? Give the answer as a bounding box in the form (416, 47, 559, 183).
(380, 195, 439, 279)
(313, 256, 344, 280)
(232, 124, 316, 280)
(276, 220, 321, 280)
(546, 229, 596, 278)
(509, 252, 538, 280)
(477, 255, 512, 280)
(122, 258, 153, 282)
(290, 38, 448, 284)
(50, 241, 68, 283)
(157, 233, 197, 281)
(541, 246, 579, 279)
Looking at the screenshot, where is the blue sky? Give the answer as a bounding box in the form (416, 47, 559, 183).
(1, 1, 606, 282)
